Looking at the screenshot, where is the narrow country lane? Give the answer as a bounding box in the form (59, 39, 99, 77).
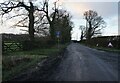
(48, 43, 118, 81)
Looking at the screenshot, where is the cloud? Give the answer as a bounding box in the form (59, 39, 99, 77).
(0, 17, 27, 34)
(0, 0, 118, 38)
(62, 0, 119, 2)
(61, 2, 118, 38)
(63, 2, 118, 19)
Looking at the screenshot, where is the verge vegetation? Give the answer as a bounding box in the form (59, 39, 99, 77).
(2, 43, 68, 81)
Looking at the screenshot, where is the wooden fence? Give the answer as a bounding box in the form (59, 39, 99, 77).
(2, 41, 23, 53)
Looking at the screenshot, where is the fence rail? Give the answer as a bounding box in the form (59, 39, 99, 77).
(2, 41, 23, 52)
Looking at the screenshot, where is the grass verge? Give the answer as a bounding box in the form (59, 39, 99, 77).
(80, 43, 120, 53)
(2, 43, 68, 81)
(92, 46, 120, 53)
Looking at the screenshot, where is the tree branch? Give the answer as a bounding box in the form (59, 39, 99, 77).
(7, 14, 27, 20)
(20, 29, 28, 32)
(15, 24, 28, 28)
(0, 1, 30, 15)
(13, 17, 28, 26)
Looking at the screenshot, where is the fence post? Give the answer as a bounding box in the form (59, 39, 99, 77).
(0, 34, 2, 83)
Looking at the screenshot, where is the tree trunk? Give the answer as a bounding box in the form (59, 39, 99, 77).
(28, 6, 34, 41)
(87, 22, 92, 39)
(86, 21, 92, 44)
(50, 23, 55, 41)
(80, 31, 84, 41)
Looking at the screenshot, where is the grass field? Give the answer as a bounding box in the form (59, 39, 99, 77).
(2, 43, 68, 81)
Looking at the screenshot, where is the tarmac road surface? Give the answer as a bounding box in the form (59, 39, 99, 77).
(48, 43, 118, 81)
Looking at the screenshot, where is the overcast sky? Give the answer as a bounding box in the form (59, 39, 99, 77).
(61, 1, 119, 40)
(0, 0, 119, 41)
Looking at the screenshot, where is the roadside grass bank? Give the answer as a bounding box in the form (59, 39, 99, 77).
(91, 46, 120, 53)
(80, 42, 120, 53)
(80, 42, 119, 71)
(2, 43, 68, 81)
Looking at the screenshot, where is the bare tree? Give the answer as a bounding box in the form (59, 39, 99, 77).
(0, 0, 48, 41)
(79, 25, 86, 41)
(38, 0, 59, 41)
(83, 10, 106, 40)
(0, 0, 63, 42)
(53, 9, 73, 43)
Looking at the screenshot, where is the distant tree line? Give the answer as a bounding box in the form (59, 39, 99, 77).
(81, 35, 120, 49)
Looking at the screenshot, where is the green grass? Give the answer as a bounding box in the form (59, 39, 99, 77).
(2, 44, 67, 81)
(3, 56, 43, 81)
(80, 43, 120, 53)
(92, 46, 120, 53)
